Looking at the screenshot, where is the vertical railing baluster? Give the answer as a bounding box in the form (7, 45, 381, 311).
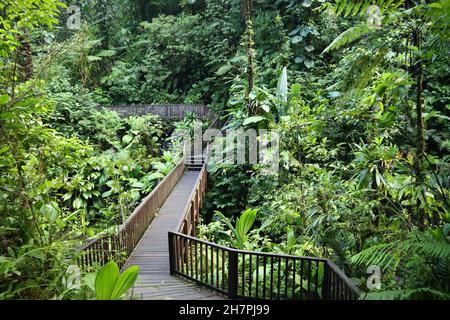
(241, 253, 245, 297)
(168, 233, 174, 274)
(210, 245, 214, 286)
(315, 260, 319, 299)
(255, 255, 259, 299)
(228, 250, 238, 299)
(270, 256, 274, 299)
(263, 256, 267, 299)
(195, 240, 199, 280)
(91, 243, 96, 267)
(205, 243, 208, 284)
(249, 254, 253, 298)
(200, 242, 203, 282)
(335, 271, 338, 300)
(181, 236, 185, 274)
(89, 246, 94, 269)
(336, 272, 341, 300)
(307, 260, 312, 300)
(277, 257, 281, 300)
(185, 238, 189, 276)
(175, 235, 180, 272)
(285, 257, 289, 299)
(292, 259, 296, 300)
(216, 247, 219, 289)
(330, 269, 334, 300)
(222, 249, 225, 291)
(190, 239, 194, 278)
(337, 277, 341, 300)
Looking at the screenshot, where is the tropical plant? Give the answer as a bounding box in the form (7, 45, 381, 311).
(214, 208, 258, 249)
(94, 261, 139, 300)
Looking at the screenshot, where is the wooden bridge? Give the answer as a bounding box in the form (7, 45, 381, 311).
(99, 104, 216, 120)
(122, 162, 225, 300)
(78, 114, 360, 300)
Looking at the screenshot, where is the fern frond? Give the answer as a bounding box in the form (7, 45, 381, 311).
(362, 287, 450, 300)
(351, 230, 450, 272)
(322, 24, 370, 54)
(331, 0, 405, 17)
(337, 47, 388, 96)
(415, 241, 450, 261)
(351, 243, 397, 270)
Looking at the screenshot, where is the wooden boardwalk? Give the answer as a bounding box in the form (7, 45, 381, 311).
(102, 104, 216, 120)
(124, 170, 226, 300)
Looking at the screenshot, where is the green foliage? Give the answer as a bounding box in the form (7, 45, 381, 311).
(351, 226, 450, 299)
(327, 0, 405, 18)
(322, 24, 371, 54)
(95, 261, 139, 300)
(202, 164, 253, 220)
(214, 208, 258, 249)
(99, 1, 241, 104)
(1, 0, 449, 301)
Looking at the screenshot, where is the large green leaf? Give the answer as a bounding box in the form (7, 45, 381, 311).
(242, 116, 267, 126)
(0, 94, 9, 105)
(122, 134, 133, 145)
(110, 265, 139, 299)
(236, 209, 257, 244)
(95, 261, 119, 300)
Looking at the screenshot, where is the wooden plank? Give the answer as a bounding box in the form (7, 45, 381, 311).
(124, 171, 226, 300)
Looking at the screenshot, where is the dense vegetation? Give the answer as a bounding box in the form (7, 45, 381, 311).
(1, 0, 449, 300)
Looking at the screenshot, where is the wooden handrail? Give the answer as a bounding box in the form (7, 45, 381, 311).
(121, 159, 185, 231)
(168, 231, 361, 300)
(167, 120, 361, 300)
(77, 110, 360, 300)
(77, 158, 186, 270)
(100, 104, 216, 120)
(175, 162, 207, 234)
(77, 112, 220, 270)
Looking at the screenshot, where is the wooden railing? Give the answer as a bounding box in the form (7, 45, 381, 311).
(76, 111, 360, 300)
(176, 162, 207, 237)
(100, 104, 216, 120)
(168, 134, 360, 300)
(168, 232, 360, 300)
(77, 159, 186, 270)
(76, 114, 220, 271)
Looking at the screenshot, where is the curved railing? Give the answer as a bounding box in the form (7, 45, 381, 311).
(78, 142, 360, 299)
(77, 112, 360, 300)
(167, 133, 360, 300)
(77, 159, 186, 270)
(168, 232, 360, 300)
(77, 112, 222, 270)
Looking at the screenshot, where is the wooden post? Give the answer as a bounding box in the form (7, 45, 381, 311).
(323, 262, 330, 300)
(228, 250, 239, 299)
(168, 232, 176, 275)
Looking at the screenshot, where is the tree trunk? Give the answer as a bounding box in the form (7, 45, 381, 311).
(244, 0, 257, 114)
(412, 27, 426, 227)
(19, 30, 33, 81)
